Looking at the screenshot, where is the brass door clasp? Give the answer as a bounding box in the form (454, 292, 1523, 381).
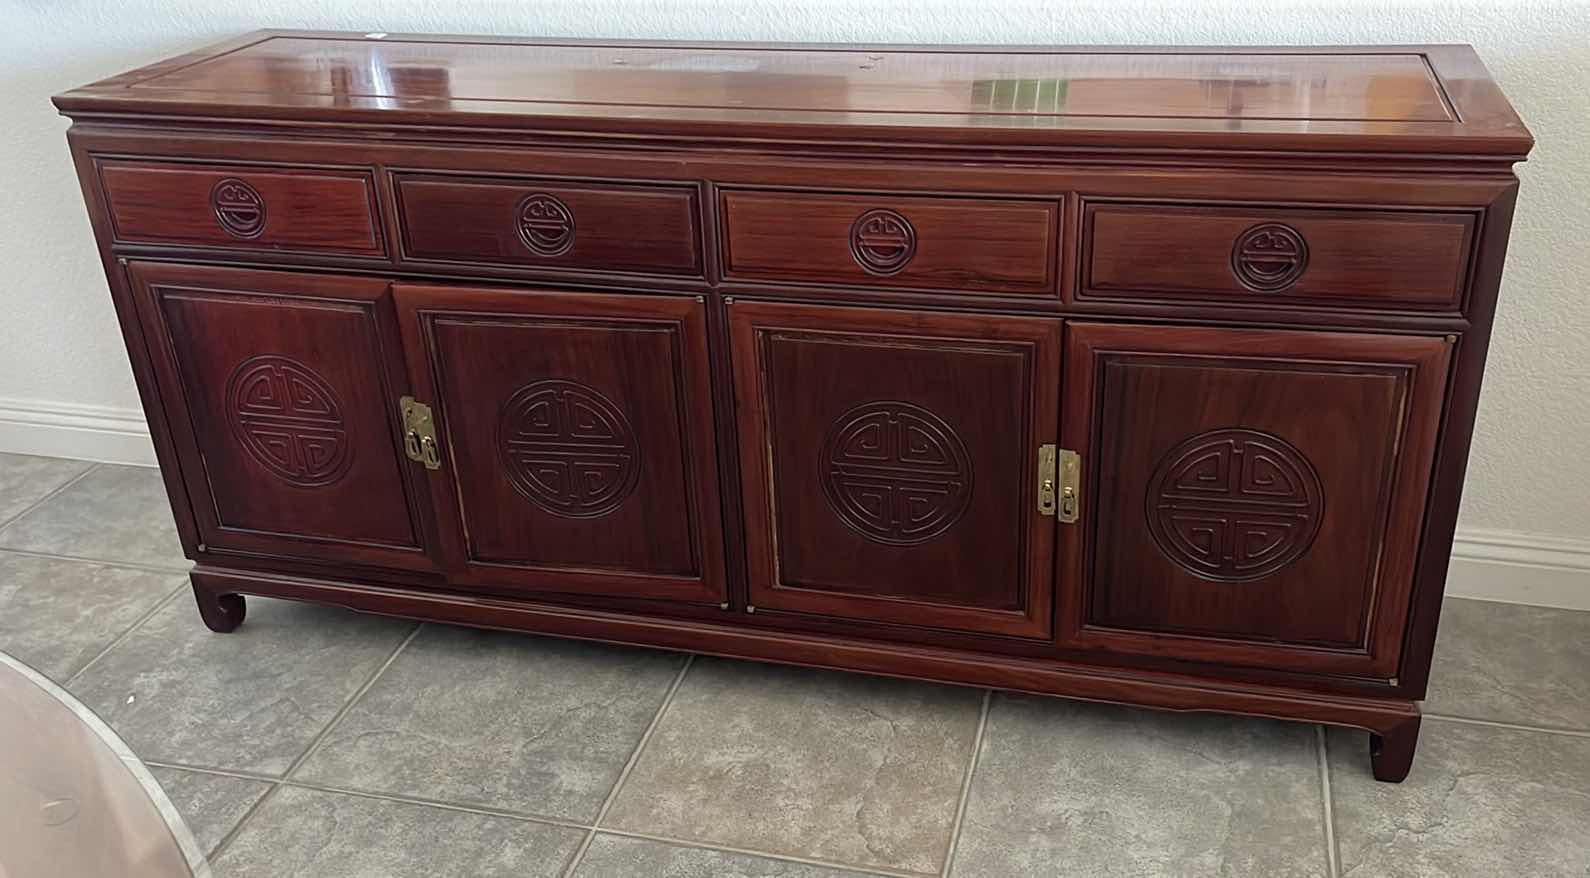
(1038, 444, 1057, 516)
(1057, 448, 1080, 523)
(400, 396, 442, 470)
(1038, 445, 1080, 523)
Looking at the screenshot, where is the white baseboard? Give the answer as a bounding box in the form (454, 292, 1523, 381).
(0, 396, 1585, 610)
(1447, 530, 1590, 612)
(0, 396, 155, 466)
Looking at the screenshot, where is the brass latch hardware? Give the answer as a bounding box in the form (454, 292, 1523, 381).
(400, 396, 442, 470)
(1038, 445, 1080, 523)
(1057, 448, 1080, 523)
(1037, 444, 1058, 516)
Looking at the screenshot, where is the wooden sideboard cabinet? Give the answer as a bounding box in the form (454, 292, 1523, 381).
(55, 32, 1533, 782)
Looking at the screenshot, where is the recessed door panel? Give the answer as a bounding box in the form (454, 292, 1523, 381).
(1060, 323, 1450, 676)
(394, 284, 725, 605)
(128, 263, 430, 568)
(730, 300, 1059, 638)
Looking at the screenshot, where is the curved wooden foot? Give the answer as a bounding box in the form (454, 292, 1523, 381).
(193, 583, 247, 633)
(1369, 713, 1421, 783)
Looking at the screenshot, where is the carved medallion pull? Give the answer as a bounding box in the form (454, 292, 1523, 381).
(849, 208, 917, 275)
(210, 178, 266, 239)
(1231, 222, 1308, 291)
(516, 193, 575, 256)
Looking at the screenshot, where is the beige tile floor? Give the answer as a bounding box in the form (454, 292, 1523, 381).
(2, 453, 1587, 877)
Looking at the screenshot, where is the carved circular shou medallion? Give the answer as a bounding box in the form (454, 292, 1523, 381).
(516, 193, 575, 257)
(849, 208, 917, 276)
(498, 379, 640, 518)
(1146, 428, 1324, 582)
(226, 356, 352, 487)
(821, 401, 972, 546)
(210, 178, 266, 239)
(1231, 222, 1308, 292)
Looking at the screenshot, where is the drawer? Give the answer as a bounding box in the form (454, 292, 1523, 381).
(720, 189, 1057, 295)
(98, 160, 384, 256)
(394, 174, 702, 276)
(1081, 201, 1476, 311)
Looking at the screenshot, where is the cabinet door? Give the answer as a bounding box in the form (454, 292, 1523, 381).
(393, 284, 726, 605)
(729, 300, 1060, 639)
(128, 263, 432, 568)
(1060, 323, 1450, 676)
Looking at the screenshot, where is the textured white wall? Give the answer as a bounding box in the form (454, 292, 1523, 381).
(1, 0, 1587, 543)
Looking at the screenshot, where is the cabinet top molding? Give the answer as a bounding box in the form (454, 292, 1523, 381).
(54, 30, 1531, 161)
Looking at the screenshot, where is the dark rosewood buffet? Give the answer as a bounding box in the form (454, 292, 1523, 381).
(55, 32, 1532, 781)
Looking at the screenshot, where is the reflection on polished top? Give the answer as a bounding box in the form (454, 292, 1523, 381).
(55, 30, 1531, 155)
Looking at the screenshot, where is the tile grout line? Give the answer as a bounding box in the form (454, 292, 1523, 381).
(201, 785, 278, 861)
(281, 779, 594, 831)
(596, 826, 926, 878)
(561, 653, 695, 878)
(283, 622, 426, 780)
(63, 581, 189, 687)
(144, 760, 279, 783)
(1316, 725, 1341, 878)
(205, 621, 425, 864)
(144, 759, 593, 829)
(1423, 712, 1590, 738)
(0, 462, 100, 534)
(141, 760, 280, 862)
(0, 545, 191, 576)
(939, 688, 992, 878)
(148, 757, 915, 877)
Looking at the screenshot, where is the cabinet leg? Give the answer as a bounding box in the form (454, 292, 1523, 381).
(192, 581, 247, 633)
(1369, 713, 1421, 783)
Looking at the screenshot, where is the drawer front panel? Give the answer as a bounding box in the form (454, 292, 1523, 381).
(99, 160, 384, 255)
(1082, 202, 1475, 311)
(721, 189, 1057, 295)
(395, 175, 702, 276)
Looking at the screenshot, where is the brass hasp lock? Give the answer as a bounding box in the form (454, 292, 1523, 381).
(400, 396, 442, 470)
(1037, 445, 1080, 523)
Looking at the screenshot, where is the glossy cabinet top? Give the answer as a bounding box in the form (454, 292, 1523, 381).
(56, 31, 1531, 157)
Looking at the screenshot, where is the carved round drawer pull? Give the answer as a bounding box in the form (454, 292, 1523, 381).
(210, 178, 266, 239)
(1231, 222, 1308, 292)
(517, 193, 575, 256)
(850, 208, 917, 275)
